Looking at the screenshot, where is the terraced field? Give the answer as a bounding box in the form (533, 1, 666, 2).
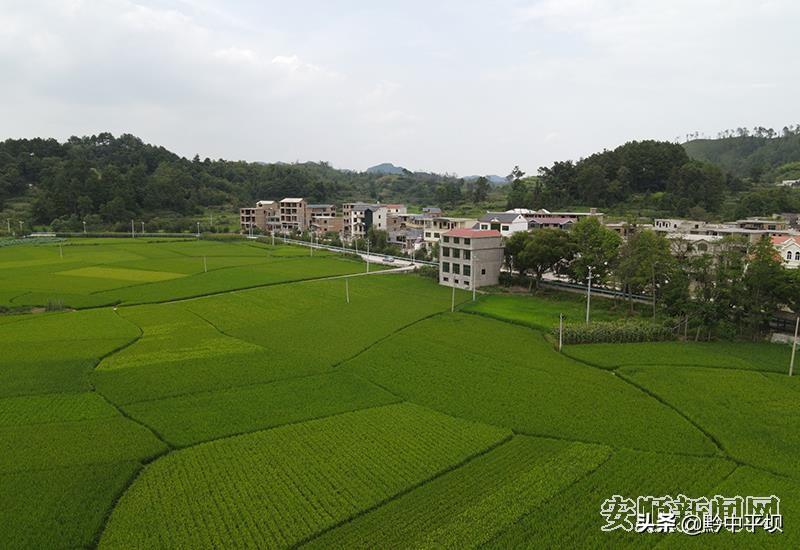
(1, 238, 798, 548)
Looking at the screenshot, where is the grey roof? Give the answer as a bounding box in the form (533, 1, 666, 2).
(307, 204, 334, 209)
(479, 212, 523, 223)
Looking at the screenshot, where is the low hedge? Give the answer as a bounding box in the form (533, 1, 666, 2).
(555, 319, 675, 344)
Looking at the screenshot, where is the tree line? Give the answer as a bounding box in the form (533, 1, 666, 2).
(0, 133, 484, 232)
(505, 218, 799, 340)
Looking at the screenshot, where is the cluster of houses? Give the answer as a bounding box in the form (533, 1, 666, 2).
(241, 200, 800, 289)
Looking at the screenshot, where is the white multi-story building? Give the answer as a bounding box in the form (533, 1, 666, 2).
(422, 217, 478, 245)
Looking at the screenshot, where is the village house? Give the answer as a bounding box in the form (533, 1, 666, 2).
(773, 235, 800, 269)
(477, 212, 529, 237)
(439, 229, 503, 289)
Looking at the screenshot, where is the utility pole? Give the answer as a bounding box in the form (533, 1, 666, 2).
(203, 256, 207, 273)
(196, 221, 200, 237)
(559, 313, 564, 352)
(82, 220, 86, 234)
(451, 283, 455, 313)
(131, 219, 135, 238)
(471, 253, 476, 302)
(366, 238, 370, 273)
(59, 243, 63, 259)
(652, 263, 657, 319)
(586, 265, 593, 324)
(6, 219, 10, 233)
(790, 316, 799, 376)
(141, 221, 145, 235)
(271, 230, 275, 246)
(345, 278, 350, 304)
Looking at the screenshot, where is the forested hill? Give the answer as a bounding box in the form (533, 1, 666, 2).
(684, 126, 800, 182)
(0, 133, 467, 231)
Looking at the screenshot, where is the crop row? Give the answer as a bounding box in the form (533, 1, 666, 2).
(99, 403, 510, 548)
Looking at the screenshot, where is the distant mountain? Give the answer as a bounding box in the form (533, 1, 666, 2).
(366, 162, 406, 175)
(463, 175, 507, 186)
(684, 130, 800, 181)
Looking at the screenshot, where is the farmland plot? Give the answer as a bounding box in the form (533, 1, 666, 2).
(122, 371, 401, 446)
(0, 461, 140, 549)
(342, 313, 717, 454)
(486, 449, 736, 548)
(99, 403, 510, 548)
(305, 435, 612, 549)
(0, 308, 140, 397)
(620, 365, 800, 478)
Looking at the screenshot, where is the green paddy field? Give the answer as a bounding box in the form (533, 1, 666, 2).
(0, 237, 797, 548)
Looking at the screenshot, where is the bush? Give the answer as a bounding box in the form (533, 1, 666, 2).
(555, 320, 675, 344)
(416, 265, 439, 280)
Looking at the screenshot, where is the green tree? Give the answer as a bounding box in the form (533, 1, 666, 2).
(568, 217, 621, 284)
(517, 229, 573, 289)
(472, 176, 490, 203)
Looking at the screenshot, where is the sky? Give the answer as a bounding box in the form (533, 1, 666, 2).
(1, 0, 798, 176)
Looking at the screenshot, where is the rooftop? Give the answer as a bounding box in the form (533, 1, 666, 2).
(444, 228, 502, 239)
(307, 204, 334, 209)
(530, 216, 574, 225)
(281, 198, 304, 202)
(478, 212, 523, 223)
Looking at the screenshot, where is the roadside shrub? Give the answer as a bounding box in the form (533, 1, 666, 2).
(555, 319, 675, 344)
(416, 265, 439, 280)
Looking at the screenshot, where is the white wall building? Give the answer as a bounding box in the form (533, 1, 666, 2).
(477, 212, 529, 237)
(773, 236, 800, 269)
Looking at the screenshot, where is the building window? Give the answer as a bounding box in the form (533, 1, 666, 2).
(442, 247, 450, 257)
(796, 252, 800, 261)
(464, 238, 470, 245)
(481, 268, 486, 275)
(464, 265, 471, 276)
(788, 251, 793, 260)
(453, 279, 459, 284)
(443, 277, 448, 282)
(453, 264, 460, 274)
(463, 250, 471, 260)
(442, 262, 450, 273)
(453, 237, 460, 244)
(443, 236, 449, 243)
(425, 232, 431, 237)
(463, 280, 470, 286)
(501, 225, 509, 231)
(452, 248, 460, 259)
(480, 224, 488, 230)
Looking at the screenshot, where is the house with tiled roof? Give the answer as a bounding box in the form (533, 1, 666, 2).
(477, 212, 529, 236)
(772, 235, 800, 268)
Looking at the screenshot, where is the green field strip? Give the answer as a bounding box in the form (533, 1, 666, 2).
(0, 392, 118, 427)
(0, 417, 168, 474)
(303, 435, 612, 549)
(98, 403, 511, 548)
(121, 371, 402, 447)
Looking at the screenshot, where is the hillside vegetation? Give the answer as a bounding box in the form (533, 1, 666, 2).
(684, 126, 800, 181)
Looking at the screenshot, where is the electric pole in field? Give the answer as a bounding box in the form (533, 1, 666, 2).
(131, 219, 135, 238)
(141, 221, 145, 234)
(586, 265, 593, 324)
(82, 220, 86, 234)
(451, 283, 455, 313)
(196, 222, 200, 237)
(366, 239, 370, 273)
(559, 313, 564, 352)
(345, 278, 350, 304)
(790, 316, 799, 377)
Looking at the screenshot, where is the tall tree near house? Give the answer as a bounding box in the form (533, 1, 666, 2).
(741, 235, 788, 338)
(504, 231, 529, 272)
(616, 229, 674, 313)
(517, 229, 573, 289)
(568, 217, 621, 285)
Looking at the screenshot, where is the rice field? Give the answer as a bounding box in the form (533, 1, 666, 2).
(1, 237, 798, 548)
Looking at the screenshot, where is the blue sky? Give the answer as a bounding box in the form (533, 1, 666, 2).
(1, 0, 797, 175)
